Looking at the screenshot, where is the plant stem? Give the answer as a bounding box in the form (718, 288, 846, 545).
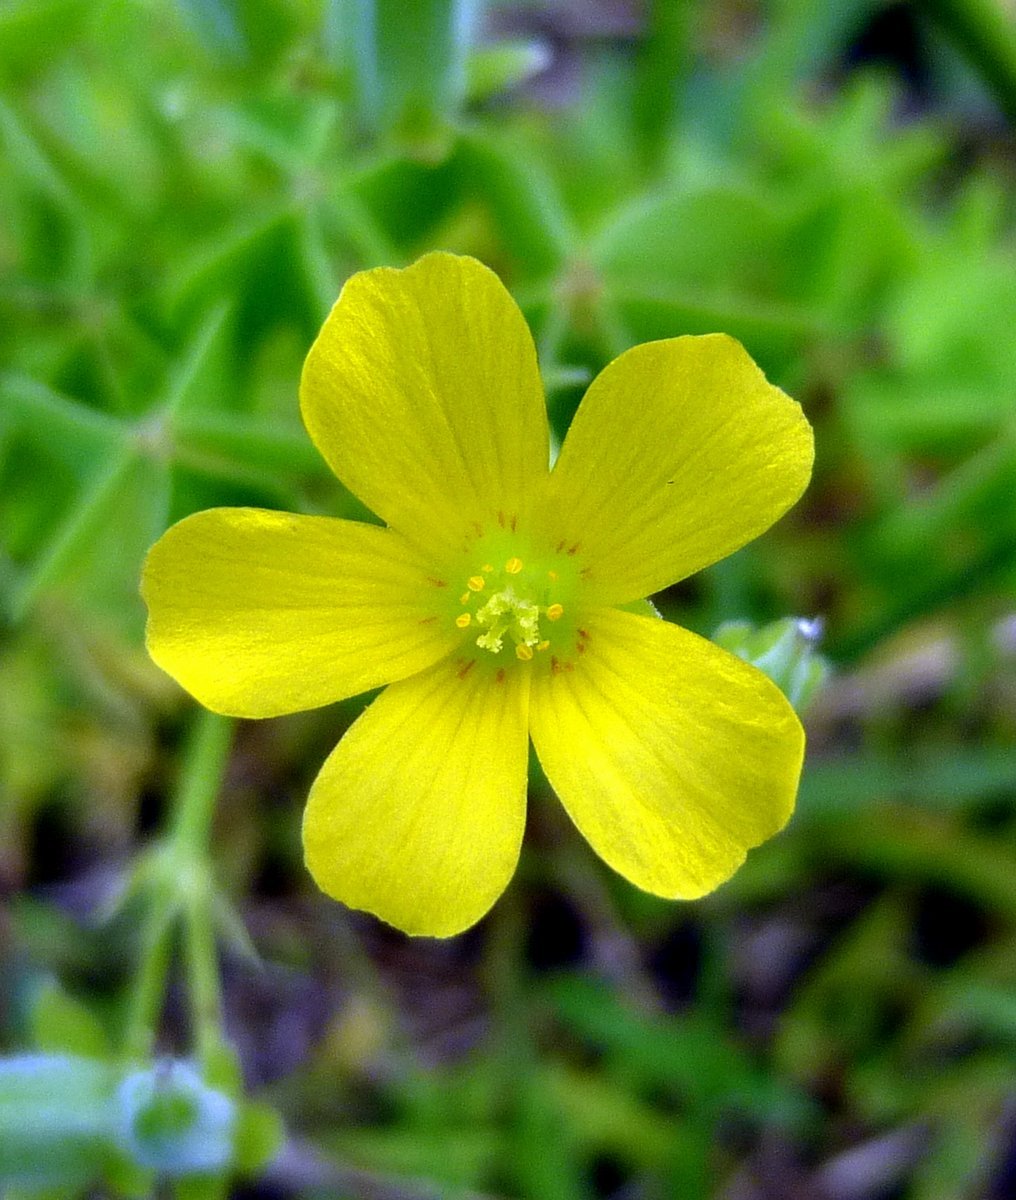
(169, 712, 234, 852)
(185, 890, 225, 1066)
(123, 903, 176, 1062)
(124, 711, 234, 1062)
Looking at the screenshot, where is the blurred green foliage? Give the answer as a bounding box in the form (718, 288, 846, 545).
(2, 1, 1016, 1198)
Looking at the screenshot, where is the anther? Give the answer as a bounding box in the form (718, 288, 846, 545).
(460, 592, 470, 604)
(537, 640, 550, 652)
(546, 603, 564, 621)
(505, 557, 523, 575)
(516, 644, 534, 661)
(482, 563, 493, 573)
(468, 576, 485, 592)
(456, 613, 472, 628)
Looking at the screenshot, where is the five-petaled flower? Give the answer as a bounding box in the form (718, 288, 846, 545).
(142, 253, 813, 937)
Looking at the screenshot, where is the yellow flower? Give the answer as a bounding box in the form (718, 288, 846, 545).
(142, 253, 813, 937)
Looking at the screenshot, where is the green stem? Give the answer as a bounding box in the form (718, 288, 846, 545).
(542, 364, 593, 393)
(170, 712, 234, 853)
(123, 905, 176, 1062)
(185, 892, 224, 1066)
(296, 206, 341, 321)
(172, 715, 232, 1063)
(124, 712, 233, 1062)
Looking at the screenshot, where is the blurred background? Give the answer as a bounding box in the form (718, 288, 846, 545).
(2, 1, 1016, 1197)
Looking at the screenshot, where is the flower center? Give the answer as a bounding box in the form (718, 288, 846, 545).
(474, 588, 543, 657)
(452, 550, 569, 662)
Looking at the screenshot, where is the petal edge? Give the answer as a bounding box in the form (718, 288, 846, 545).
(142, 507, 457, 718)
(300, 253, 550, 556)
(530, 608, 804, 898)
(303, 653, 530, 937)
(545, 334, 813, 605)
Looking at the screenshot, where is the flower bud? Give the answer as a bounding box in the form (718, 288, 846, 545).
(115, 1060, 235, 1175)
(715, 617, 830, 712)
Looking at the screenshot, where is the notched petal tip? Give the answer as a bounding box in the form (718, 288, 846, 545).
(530, 609, 805, 902)
(546, 332, 815, 605)
(298, 252, 550, 556)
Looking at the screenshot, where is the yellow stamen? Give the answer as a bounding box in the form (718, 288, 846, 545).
(546, 603, 564, 621)
(468, 575, 485, 592)
(537, 640, 550, 652)
(505, 557, 523, 575)
(460, 592, 470, 604)
(548, 570, 558, 581)
(515, 643, 533, 661)
(482, 563, 493, 573)
(456, 613, 472, 628)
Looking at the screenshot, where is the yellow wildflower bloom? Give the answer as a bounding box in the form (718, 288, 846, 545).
(142, 253, 813, 937)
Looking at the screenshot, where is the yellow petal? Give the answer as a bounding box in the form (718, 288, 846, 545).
(545, 334, 813, 605)
(303, 653, 530, 937)
(529, 608, 804, 899)
(301, 253, 549, 558)
(142, 507, 458, 718)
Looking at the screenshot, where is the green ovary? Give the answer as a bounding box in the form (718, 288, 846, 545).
(475, 589, 541, 654)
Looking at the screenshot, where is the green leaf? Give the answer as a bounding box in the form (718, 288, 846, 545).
(465, 40, 551, 103)
(924, 0, 1016, 123)
(232, 1101, 285, 1174)
(7, 444, 136, 623)
(162, 211, 320, 345)
(172, 412, 325, 478)
(0, 1054, 116, 1190)
(0, 0, 90, 77)
(0, 373, 125, 471)
(456, 129, 575, 280)
(158, 302, 233, 421)
(175, 0, 247, 64)
(631, 0, 697, 173)
(797, 748, 1016, 819)
(549, 978, 812, 1126)
(175, 0, 302, 71)
(31, 980, 110, 1058)
(175, 1175, 229, 1200)
(342, 0, 477, 152)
